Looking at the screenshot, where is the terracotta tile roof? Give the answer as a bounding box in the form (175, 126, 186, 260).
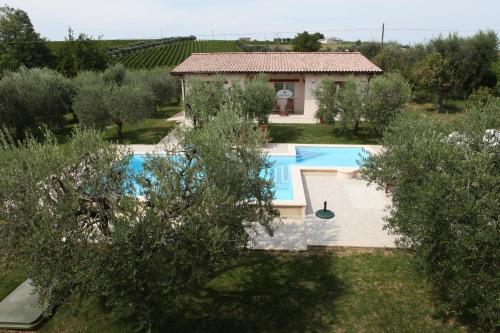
(171, 52, 382, 75)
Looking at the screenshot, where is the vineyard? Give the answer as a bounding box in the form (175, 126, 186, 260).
(110, 40, 241, 69)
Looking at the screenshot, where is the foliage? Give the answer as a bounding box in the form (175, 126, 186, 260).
(336, 77, 369, 136)
(0, 5, 55, 72)
(361, 100, 500, 330)
(0, 116, 277, 330)
(111, 40, 241, 69)
(0, 67, 72, 139)
(292, 31, 322, 52)
(129, 67, 180, 105)
(313, 73, 410, 136)
(231, 74, 276, 125)
(412, 53, 454, 111)
(185, 77, 226, 127)
(466, 86, 493, 110)
(430, 31, 499, 95)
(55, 27, 108, 77)
(73, 71, 155, 140)
(372, 43, 427, 79)
(365, 72, 411, 135)
(312, 78, 340, 123)
(103, 63, 127, 85)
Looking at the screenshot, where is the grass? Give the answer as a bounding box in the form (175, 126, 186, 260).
(267, 123, 380, 144)
(409, 99, 466, 123)
(102, 105, 180, 144)
(55, 105, 180, 145)
(266, 99, 467, 145)
(0, 251, 460, 332)
(0, 257, 25, 301)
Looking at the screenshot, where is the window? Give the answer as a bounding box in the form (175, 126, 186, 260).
(274, 82, 295, 97)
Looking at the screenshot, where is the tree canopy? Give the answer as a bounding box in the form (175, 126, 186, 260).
(292, 31, 322, 52)
(73, 67, 155, 140)
(231, 74, 276, 125)
(0, 107, 277, 329)
(0, 5, 55, 72)
(186, 74, 276, 127)
(313, 74, 411, 135)
(55, 27, 108, 77)
(0, 67, 71, 139)
(361, 98, 500, 330)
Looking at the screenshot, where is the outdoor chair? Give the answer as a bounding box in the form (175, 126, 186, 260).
(285, 98, 294, 114)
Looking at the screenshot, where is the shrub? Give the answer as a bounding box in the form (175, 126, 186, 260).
(0, 67, 71, 139)
(366, 72, 411, 135)
(312, 78, 340, 124)
(361, 98, 500, 330)
(232, 74, 276, 125)
(0, 108, 277, 329)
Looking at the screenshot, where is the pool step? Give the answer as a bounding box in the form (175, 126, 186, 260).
(272, 165, 289, 189)
(295, 150, 324, 163)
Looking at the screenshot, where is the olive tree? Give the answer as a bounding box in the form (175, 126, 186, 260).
(336, 76, 369, 136)
(366, 72, 411, 135)
(129, 67, 180, 105)
(73, 71, 155, 141)
(0, 107, 277, 330)
(312, 78, 340, 123)
(185, 77, 226, 127)
(232, 74, 275, 125)
(361, 99, 500, 330)
(412, 53, 455, 112)
(0, 67, 72, 139)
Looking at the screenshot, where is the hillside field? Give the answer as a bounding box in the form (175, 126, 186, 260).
(110, 39, 241, 69)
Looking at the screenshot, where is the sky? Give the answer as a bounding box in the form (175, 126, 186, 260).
(5, 0, 500, 44)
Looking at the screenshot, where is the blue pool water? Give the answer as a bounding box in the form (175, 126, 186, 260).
(129, 147, 366, 200)
(267, 147, 366, 200)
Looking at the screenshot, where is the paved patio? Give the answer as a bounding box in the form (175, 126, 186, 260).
(250, 173, 396, 250)
(268, 114, 316, 124)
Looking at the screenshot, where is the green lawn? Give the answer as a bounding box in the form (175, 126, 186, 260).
(0, 257, 25, 301)
(267, 123, 380, 144)
(102, 105, 180, 144)
(0, 251, 464, 332)
(55, 105, 180, 145)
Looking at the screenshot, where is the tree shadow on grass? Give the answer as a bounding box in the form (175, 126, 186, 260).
(157, 252, 345, 333)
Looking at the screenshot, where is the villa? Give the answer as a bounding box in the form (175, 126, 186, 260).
(171, 52, 382, 123)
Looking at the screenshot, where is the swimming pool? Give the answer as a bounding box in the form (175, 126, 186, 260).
(267, 147, 366, 200)
(129, 146, 367, 201)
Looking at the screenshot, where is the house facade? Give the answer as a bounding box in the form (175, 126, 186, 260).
(171, 52, 382, 121)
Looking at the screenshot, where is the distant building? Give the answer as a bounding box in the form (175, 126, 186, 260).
(239, 37, 252, 42)
(319, 37, 342, 44)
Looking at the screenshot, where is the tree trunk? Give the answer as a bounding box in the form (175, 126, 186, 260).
(436, 94, 444, 113)
(116, 121, 124, 141)
(71, 109, 78, 123)
(353, 120, 360, 137)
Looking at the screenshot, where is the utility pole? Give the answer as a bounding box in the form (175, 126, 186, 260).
(381, 22, 385, 54)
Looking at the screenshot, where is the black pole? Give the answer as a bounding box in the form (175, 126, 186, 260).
(324, 201, 327, 212)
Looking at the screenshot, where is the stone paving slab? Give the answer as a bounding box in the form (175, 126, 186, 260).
(250, 174, 397, 250)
